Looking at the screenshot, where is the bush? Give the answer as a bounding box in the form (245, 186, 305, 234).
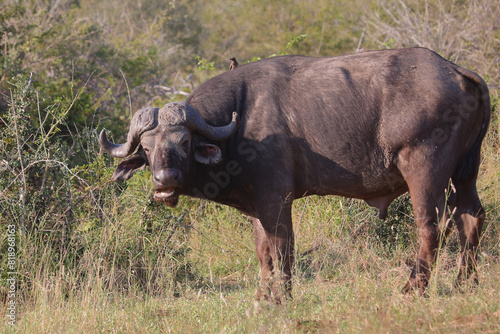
(0, 76, 193, 305)
(0, 0, 202, 144)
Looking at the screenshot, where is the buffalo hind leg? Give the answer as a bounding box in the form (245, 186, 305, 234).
(253, 201, 294, 304)
(401, 184, 451, 293)
(399, 153, 452, 293)
(401, 208, 443, 293)
(451, 178, 485, 287)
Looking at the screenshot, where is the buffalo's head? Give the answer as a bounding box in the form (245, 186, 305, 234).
(99, 102, 239, 207)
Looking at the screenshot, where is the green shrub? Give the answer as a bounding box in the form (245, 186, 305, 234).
(0, 76, 193, 306)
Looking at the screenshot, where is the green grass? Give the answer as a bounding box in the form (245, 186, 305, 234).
(3, 190, 499, 333)
(8, 231, 500, 333)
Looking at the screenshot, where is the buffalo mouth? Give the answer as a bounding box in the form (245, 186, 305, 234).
(154, 187, 180, 207)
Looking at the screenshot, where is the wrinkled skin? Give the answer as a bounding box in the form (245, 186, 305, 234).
(101, 48, 490, 302)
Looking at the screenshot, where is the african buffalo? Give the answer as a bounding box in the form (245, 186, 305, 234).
(100, 47, 490, 302)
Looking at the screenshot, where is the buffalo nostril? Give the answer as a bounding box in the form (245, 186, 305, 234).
(154, 169, 181, 186)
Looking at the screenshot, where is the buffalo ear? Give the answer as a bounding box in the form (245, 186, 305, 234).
(194, 142, 222, 164)
(110, 153, 148, 182)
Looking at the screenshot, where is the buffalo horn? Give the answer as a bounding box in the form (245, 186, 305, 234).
(183, 103, 239, 140)
(99, 130, 140, 158)
(99, 107, 159, 158)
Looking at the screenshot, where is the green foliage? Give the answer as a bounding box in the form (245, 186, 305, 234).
(195, 56, 216, 72)
(0, 75, 72, 233)
(0, 0, 203, 143)
(373, 194, 415, 251)
(0, 77, 193, 307)
(382, 37, 396, 48)
(285, 34, 308, 54)
(196, 0, 371, 67)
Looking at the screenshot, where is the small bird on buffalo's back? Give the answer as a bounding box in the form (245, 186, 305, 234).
(229, 57, 239, 71)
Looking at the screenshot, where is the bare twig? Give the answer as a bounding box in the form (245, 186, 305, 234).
(119, 69, 133, 117)
(162, 211, 188, 249)
(11, 90, 27, 229)
(356, 30, 365, 53)
(23, 72, 34, 95)
(155, 85, 191, 96)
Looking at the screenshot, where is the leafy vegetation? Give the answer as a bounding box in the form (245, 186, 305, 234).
(0, 0, 499, 332)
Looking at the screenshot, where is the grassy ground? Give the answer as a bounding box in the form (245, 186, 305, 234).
(3, 184, 499, 333)
(6, 216, 500, 333)
(13, 269, 500, 333)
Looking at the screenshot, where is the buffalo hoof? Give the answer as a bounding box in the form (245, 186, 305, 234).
(401, 276, 428, 295)
(454, 272, 479, 292)
(256, 289, 283, 305)
(256, 285, 291, 305)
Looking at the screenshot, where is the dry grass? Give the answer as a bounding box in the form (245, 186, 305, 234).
(367, 0, 500, 84)
(7, 213, 500, 333)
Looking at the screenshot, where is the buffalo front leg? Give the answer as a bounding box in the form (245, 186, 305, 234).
(252, 217, 274, 301)
(252, 202, 294, 303)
